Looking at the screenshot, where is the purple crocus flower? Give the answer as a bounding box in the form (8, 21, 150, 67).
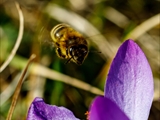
(27, 97, 80, 120)
(89, 39, 154, 120)
(27, 39, 153, 120)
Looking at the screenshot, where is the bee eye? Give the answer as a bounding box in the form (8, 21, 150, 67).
(69, 45, 88, 64)
(69, 47, 75, 56)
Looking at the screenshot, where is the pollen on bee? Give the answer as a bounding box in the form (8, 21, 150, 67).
(85, 111, 90, 120)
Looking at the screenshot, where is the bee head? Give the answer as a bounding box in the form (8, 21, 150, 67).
(69, 45, 88, 65)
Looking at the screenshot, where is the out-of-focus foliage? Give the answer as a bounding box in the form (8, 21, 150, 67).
(0, 0, 159, 119)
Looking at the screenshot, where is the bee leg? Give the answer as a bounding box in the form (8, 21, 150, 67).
(56, 47, 66, 59)
(65, 57, 72, 64)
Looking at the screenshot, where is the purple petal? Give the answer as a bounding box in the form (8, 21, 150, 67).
(104, 40, 154, 120)
(89, 96, 129, 120)
(27, 97, 79, 120)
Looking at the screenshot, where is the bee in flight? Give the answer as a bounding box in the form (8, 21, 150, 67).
(50, 23, 88, 65)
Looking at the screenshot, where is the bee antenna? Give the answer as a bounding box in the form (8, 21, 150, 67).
(89, 51, 101, 54)
(65, 57, 72, 64)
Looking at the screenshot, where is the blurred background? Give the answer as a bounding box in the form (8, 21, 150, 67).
(0, 0, 159, 119)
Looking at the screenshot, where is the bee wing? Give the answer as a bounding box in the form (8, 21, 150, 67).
(38, 26, 56, 49)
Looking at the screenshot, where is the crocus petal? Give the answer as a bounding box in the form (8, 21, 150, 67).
(104, 40, 154, 120)
(89, 96, 129, 120)
(27, 97, 79, 120)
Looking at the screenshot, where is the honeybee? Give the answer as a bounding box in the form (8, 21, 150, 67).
(50, 23, 88, 65)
